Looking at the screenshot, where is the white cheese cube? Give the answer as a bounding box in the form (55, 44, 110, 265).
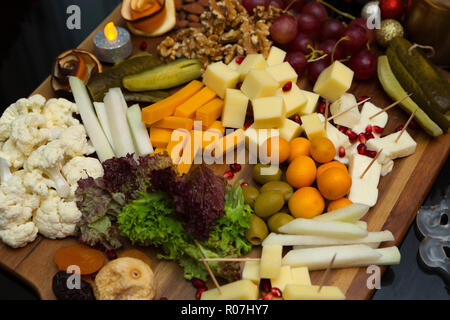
(313, 60, 354, 102)
(237, 54, 267, 81)
(270, 266, 293, 292)
(221, 89, 249, 128)
(201, 280, 259, 300)
(366, 130, 417, 165)
(203, 62, 240, 99)
(330, 93, 360, 128)
(266, 46, 287, 66)
(276, 83, 307, 118)
(252, 96, 284, 129)
(351, 102, 388, 136)
(284, 284, 345, 300)
(242, 261, 261, 285)
(299, 90, 319, 115)
(266, 62, 298, 87)
(349, 153, 381, 188)
(381, 159, 394, 176)
(260, 244, 282, 279)
(241, 69, 279, 99)
(348, 179, 379, 207)
(279, 118, 303, 142)
(301, 113, 326, 141)
(291, 267, 311, 286)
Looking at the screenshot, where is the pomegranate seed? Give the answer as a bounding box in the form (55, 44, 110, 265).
(318, 101, 326, 114)
(395, 124, 404, 132)
(346, 130, 357, 142)
(139, 41, 148, 51)
(260, 279, 271, 293)
(159, 297, 168, 300)
(106, 250, 117, 260)
(357, 143, 367, 155)
(236, 82, 243, 90)
(271, 287, 283, 298)
(282, 81, 292, 92)
(338, 125, 348, 133)
(373, 125, 384, 134)
(365, 150, 377, 158)
(235, 56, 245, 64)
(365, 132, 375, 140)
(358, 132, 367, 144)
(240, 182, 248, 187)
(192, 278, 206, 289)
(261, 292, 274, 300)
(196, 287, 207, 300)
(223, 170, 234, 179)
(409, 119, 419, 129)
(230, 163, 242, 173)
(365, 125, 373, 133)
(338, 146, 346, 158)
(357, 95, 369, 103)
(293, 114, 301, 124)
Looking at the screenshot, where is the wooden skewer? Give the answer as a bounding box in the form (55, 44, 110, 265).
(395, 109, 417, 143)
(369, 94, 412, 120)
(328, 97, 370, 122)
(324, 100, 329, 130)
(196, 243, 223, 294)
(199, 258, 261, 262)
(318, 253, 337, 293)
(360, 149, 383, 179)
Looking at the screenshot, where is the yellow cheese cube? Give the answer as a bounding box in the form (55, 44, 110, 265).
(227, 57, 240, 71)
(279, 118, 303, 142)
(240, 69, 279, 99)
(153, 116, 194, 130)
(291, 267, 311, 286)
(266, 46, 287, 66)
(313, 60, 354, 102)
(245, 125, 279, 159)
(201, 280, 259, 300)
(266, 62, 298, 87)
(242, 261, 260, 285)
(260, 244, 282, 279)
(204, 128, 245, 159)
(150, 127, 173, 148)
(301, 113, 326, 140)
(196, 98, 224, 129)
(298, 90, 319, 115)
(271, 265, 293, 292)
(222, 89, 249, 128)
(203, 62, 240, 99)
(237, 54, 267, 81)
(283, 284, 346, 300)
(252, 97, 284, 129)
(276, 84, 307, 118)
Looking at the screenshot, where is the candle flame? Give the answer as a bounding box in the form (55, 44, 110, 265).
(104, 22, 118, 41)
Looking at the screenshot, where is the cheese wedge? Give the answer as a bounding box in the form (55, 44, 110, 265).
(237, 54, 267, 81)
(241, 69, 279, 99)
(242, 261, 261, 285)
(202, 61, 240, 99)
(201, 280, 259, 300)
(260, 244, 282, 279)
(330, 93, 360, 128)
(266, 46, 286, 66)
(284, 284, 345, 300)
(276, 83, 307, 118)
(221, 89, 249, 128)
(313, 60, 354, 102)
(366, 130, 417, 165)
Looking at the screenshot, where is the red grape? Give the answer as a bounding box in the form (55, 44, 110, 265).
(242, 0, 266, 15)
(297, 13, 320, 35)
(340, 25, 368, 54)
(307, 59, 330, 84)
(348, 49, 377, 80)
(285, 51, 307, 76)
(282, 0, 306, 12)
(301, 1, 328, 22)
(319, 19, 345, 40)
(288, 32, 314, 54)
(270, 14, 298, 44)
(318, 39, 345, 62)
(348, 18, 375, 43)
(266, 0, 285, 9)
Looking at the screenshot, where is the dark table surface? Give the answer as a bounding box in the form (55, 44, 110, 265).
(0, 0, 448, 300)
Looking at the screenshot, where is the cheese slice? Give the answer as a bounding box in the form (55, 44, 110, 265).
(174, 86, 216, 118)
(201, 280, 259, 300)
(266, 46, 287, 66)
(284, 284, 345, 300)
(242, 261, 260, 285)
(260, 244, 282, 279)
(202, 61, 240, 99)
(348, 153, 381, 207)
(276, 83, 307, 118)
(366, 130, 417, 165)
(330, 93, 360, 128)
(196, 98, 224, 129)
(313, 60, 354, 102)
(153, 116, 194, 130)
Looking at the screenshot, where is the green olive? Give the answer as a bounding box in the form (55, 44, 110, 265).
(242, 185, 260, 208)
(260, 181, 294, 201)
(267, 212, 295, 233)
(254, 191, 285, 219)
(245, 215, 269, 246)
(252, 163, 282, 185)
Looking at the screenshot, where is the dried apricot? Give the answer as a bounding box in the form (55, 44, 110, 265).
(54, 244, 105, 275)
(118, 249, 152, 268)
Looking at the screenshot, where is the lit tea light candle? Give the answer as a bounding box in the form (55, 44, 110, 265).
(93, 22, 132, 64)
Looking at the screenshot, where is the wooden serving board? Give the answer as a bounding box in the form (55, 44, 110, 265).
(0, 5, 449, 300)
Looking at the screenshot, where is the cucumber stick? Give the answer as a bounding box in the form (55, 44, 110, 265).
(93, 102, 115, 151)
(377, 56, 443, 137)
(123, 58, 202, 92)
(69, 77, 115, 162)
(103, 88, 136, 157)
(127, 104, 153, 156)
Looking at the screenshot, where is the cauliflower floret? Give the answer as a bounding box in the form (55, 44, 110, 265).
(33, 190, 82, 239)
(43, 98, 79, 129)
(0, 139, 26, 169)
(10, 114, 52, 156)
(25, 140, 71, 198)
(23, 169, 55, 197)
(62, 156, 104, 196)
(0, 222, 38, 249)
(59, 125, 95, 158)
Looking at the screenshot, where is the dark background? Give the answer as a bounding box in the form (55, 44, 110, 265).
(0, 0, 448, 300)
